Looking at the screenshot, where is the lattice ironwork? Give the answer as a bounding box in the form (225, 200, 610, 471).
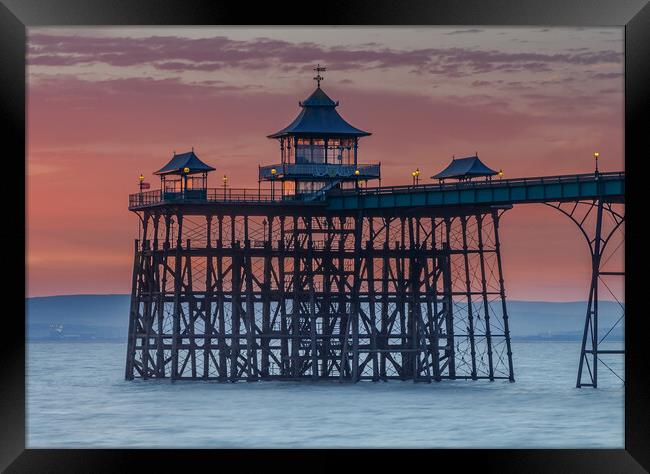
(125, 207, 515, 382)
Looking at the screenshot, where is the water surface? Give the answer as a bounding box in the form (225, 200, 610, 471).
(26, 341, 624, 448)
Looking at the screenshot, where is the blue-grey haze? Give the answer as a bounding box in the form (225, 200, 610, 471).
(26, 295, 624, 448)
(27, 340, 624, 448)
(26, 294, 624, 341)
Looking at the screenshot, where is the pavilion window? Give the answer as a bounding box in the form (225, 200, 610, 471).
(163, 178, 182, 193)
(311, 139, 325, 163)
(282, 180, 295, 196)
(325, 138, 340, 164)
(324, 138, 353, 165)
(296, 138, 310, 163)
(280, 138, 286, 164)
(289, 138, 294, 164)
(282, 137, 293, 164)
(296, 138, 327, 164)
(185, 173, 207, 190)
(296, 181, 327, 194)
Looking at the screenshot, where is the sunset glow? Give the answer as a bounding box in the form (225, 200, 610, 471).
(27, 27, 624, 299)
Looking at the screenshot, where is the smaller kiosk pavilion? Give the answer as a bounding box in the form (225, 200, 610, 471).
(432, 155, 498, 183)
(155, 149, 215, 201)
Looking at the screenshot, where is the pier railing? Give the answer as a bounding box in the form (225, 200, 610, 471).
(129, 171, 624, 210)
(259, 162, 381, 179)
(338, 171, 625, 197)
(129, 188, 289, 208)
(326, 171, 625, 210)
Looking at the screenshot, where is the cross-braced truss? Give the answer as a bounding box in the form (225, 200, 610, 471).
(125, 207, 515, 382)
(545, 199, 625, 388)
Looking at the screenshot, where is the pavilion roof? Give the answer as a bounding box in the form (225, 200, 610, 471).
(431, 155, 498, 179)
(268, 87, 371, 138)
(155, 150, 216, 175)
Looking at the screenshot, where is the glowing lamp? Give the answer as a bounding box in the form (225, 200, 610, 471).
(594, 152, 600, 158)
(139, 174, 145, 182)
(498, 169, 504, 178)
(355, 170, 360, 176)
(223, 175, 228, 183)
(183, 167, 190, 174)
(271, 168, 277, 175)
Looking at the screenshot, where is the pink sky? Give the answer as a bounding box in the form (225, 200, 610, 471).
(26, 27, 624, 300)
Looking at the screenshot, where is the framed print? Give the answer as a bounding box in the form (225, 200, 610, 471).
(3, 0, 649, 471)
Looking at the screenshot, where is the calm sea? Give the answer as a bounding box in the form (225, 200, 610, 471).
(26, 341, 624, 448)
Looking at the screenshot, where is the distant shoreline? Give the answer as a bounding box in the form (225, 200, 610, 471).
(26, 293, 624, 305)
(26, 294, 624, 343)
(26, 336, 624, 344)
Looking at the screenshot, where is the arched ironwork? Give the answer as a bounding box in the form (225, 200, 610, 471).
(545, 199, 625, 388)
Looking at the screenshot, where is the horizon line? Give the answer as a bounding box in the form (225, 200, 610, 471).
(25, 292, 625, 305)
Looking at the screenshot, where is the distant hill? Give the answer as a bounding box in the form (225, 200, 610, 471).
(26, 294, 624, 342)
(27, 294, 130, 341)
(505, 300, 623, 341)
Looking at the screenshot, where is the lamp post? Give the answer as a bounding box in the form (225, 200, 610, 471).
(271, 168, 277, 199)
(222, 174, 228, 200)
(355, 169, 360, 190)
(182, 166, 190, 195)
(594, 152, 600, 177)
(415, 168, 420, 185)
(498, 169, 504, 180)
(138, 174, 145, 204)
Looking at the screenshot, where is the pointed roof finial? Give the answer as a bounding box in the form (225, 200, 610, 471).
(313, 64, 326, 88)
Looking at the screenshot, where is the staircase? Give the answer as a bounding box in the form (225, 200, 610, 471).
(302, 180, 343, 202)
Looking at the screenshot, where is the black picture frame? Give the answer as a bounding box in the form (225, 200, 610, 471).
(3, 0, 648, 471)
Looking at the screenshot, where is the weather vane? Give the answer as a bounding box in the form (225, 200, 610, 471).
(313, 64, 326, 87)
